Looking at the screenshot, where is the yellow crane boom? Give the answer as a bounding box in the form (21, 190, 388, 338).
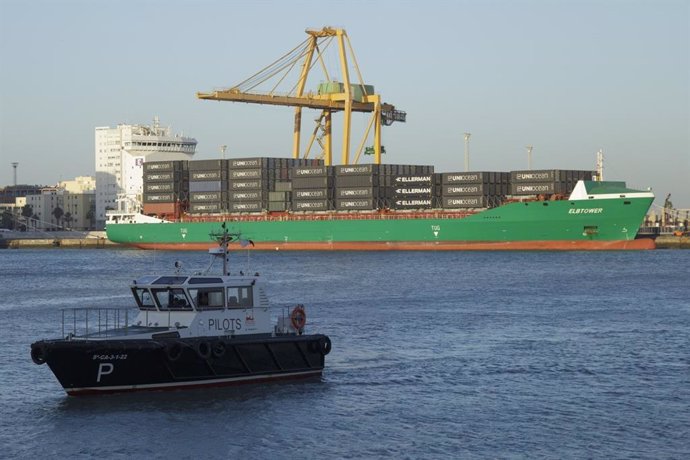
(196, 27, 405, 165)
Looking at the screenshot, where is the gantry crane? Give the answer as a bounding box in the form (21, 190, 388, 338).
(197, 27, 405, 165)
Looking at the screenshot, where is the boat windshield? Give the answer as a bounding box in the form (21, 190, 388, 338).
(152, 288, 192, 311)
(132, 288, 157, 311)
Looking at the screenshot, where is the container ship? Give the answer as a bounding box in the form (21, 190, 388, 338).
(105, 28, 654, 251)
(105, 158, 655, 251)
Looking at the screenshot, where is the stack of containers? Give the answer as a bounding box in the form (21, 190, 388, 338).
(227, 158, 271, 213)
(227, 157, 323, 213)
(188, 159, 228, 214)
(509, 169, 593, 196)
(437, 172, 509, 209)
(334, 164, 383, 211)
(268, 180, 292, 212)
(142, 160, 188, 216)
(290, 165, 334, 211)
(387, 165, 435, 210)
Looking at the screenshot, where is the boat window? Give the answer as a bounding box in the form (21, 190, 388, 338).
(227, 286, 253, 308)
(153, 276, 188, 285)
(188, 288, 224, 310)
(152, 288, 192, 311)
(188, 277, 223, 285)
(132, 288, 157, 311)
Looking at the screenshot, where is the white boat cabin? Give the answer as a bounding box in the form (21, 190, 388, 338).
(129, 274, 275, 338)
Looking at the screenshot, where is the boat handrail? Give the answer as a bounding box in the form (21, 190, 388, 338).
(61, 307, 138, 339)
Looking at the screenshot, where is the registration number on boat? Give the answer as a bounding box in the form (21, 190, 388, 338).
(92, 354, 128, 361)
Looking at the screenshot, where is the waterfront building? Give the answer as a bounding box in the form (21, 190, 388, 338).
(94, 117, 197, 228)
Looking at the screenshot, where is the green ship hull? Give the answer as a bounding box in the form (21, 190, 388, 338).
(106, 185, 655, 251)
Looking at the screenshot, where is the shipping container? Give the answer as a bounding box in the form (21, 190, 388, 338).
(188, 159, 227, 171)
(292, 176, 334, 189)
(190, 170, 227, 181)
(441, 196, 489, 208)
(292, 200, 330, 211)
(391, 175, 433, 185)
(293, 189, 331, 200)
(230, 168, 264, 179)
(144, 160, 186, 172)
(229, 158, 269, 169)
(229, 201, 264, 212)
(442, 184, 498, 196)
(143, 193, 174, 203)
(335, 187, 379, 199)
(230, 190, 264, 201)
(268, 191, 291, 202)
(335, 164, 381, 176)
(335, 198, 376, 210)
(189, 191, 227, 202)
(189, 202, 224, 213)
(189, 181, 225, 192)
(227, 179, 269, 190)
(510, 182, 569, 195)
(144, 182, 176, 193)
(142, 202, 177, 215)
(440, 171, 508, 184)
(274, 181, 292, 192)
(268, 202, 289, 212)
(392, 185, 433, 196)
(334, 175, 377, 188)
(389, 197, 433, 209)
(144, 172, 178, 182)
(291, 166, 332, 177)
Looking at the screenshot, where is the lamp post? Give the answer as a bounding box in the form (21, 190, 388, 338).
(463, 133, 471, 172)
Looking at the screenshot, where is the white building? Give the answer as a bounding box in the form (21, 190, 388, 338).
(59, 176, 96, 194)
(95, 117, 197, 228)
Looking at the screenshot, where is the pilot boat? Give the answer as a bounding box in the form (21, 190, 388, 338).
(30, 228, 332, 395)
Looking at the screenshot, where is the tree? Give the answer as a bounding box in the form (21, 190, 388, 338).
(21, 204, 33, 219)
(52, 206, 64, 230)
(63, 212, 73, 230)
(86, 207, 95, 230)
(1, 210, 13, 229)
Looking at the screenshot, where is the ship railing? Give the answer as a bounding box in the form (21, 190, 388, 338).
(61, 307, 138, 339)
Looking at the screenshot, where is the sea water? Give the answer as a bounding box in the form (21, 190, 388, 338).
(0, 249, 688, 459)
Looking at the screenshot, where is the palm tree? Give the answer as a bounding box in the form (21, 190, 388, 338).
(86, 207, 95, 230)
(63, 212, 73, 230)
(52, 206, 64, 230)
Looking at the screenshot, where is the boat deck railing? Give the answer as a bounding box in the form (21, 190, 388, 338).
(61, 307, 139, 339)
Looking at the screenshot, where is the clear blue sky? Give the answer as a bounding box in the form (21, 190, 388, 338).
(1, 0, 688, 208)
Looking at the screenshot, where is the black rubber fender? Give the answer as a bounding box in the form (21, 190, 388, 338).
(196, 341, 211, 360)
(31, 343, 47, 365)
(212, 340, 226, 358)
(319, 336, 332, 355)
(165, 342, 183, 362)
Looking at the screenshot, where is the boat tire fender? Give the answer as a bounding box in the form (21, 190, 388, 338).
(319, 336, 332, 355)
(31, 343, 47, 365)
(212, 341, 226, 358)
(197, 341, 212, 360)
(166, 342, 183, 362)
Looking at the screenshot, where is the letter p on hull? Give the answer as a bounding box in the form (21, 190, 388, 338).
(97, 363, 114, 382)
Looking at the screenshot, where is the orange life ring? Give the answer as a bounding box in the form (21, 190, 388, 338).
(290, 305, 307, 330)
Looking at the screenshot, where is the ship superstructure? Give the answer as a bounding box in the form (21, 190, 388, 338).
(95, 117, 197, 228)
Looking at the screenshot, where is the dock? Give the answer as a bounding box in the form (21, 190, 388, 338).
(0, 231, 119, 249)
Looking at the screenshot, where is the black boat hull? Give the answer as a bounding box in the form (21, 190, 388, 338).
(31, 334, 331, 395)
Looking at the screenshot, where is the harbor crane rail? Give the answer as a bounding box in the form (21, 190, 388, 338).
(197, 27, 405, 165)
